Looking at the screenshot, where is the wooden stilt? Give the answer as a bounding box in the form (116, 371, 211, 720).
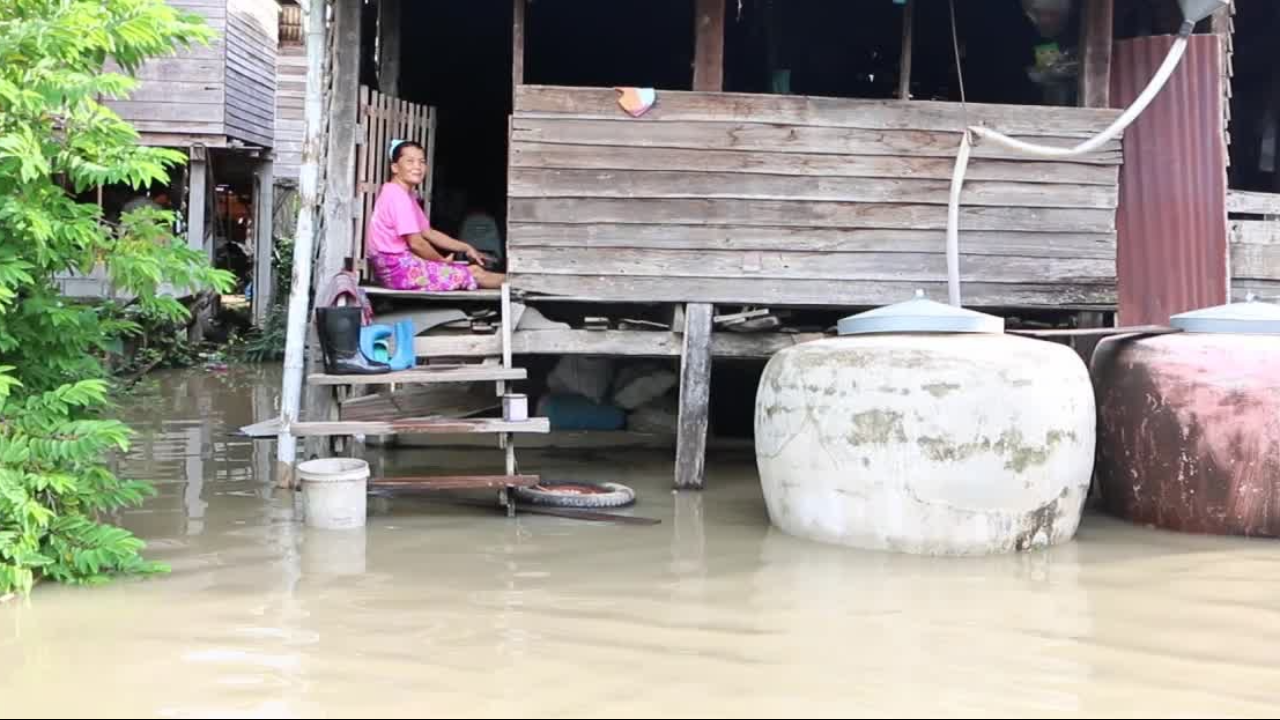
(252, 159, 275, 325)
(675, 303, 713, 490)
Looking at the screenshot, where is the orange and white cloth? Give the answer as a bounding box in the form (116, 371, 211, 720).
(614, 87, 656, 118)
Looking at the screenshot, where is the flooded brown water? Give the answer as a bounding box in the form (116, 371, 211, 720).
(3, 365, 1280, 719)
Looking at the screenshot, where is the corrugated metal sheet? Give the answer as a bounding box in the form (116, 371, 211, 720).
(1111, 35, 1229, 326)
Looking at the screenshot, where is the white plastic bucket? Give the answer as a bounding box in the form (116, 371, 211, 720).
(503, 393, 528, 422)
(298, 458, 368, 530)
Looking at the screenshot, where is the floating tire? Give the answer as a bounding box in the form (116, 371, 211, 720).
(514, 481, 636, 509)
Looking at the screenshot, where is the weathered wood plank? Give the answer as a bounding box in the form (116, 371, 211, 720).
(127, 132, 228, 148)
(1232, 279, 1280, 302)
(287, 417, 550, 437)
(1231, 243, 1280, 280)
(509, 198, 1117, 233)
(693, 0, 725, 92)
(1230, 220, 1280, 246)
(127, 58, 225, 83)
(340, 384, 498, 423)
(106, 101, 225, 123)
(507, 275, 1117, 308)
(1227, 191, 1280, 216)
(510, 142, 1121, 186)
(508, 168, 1119, 209)
(120, 84, 225, 105)
(514, 85, 1124, 138)
(675, 303, 713, 490)
(511, 118, 1123, 164)
(507, 247, 1115, 284)
(414, 329, 826, 359)
(507, 223, 1116, 258)
(129, 120, 226, 136)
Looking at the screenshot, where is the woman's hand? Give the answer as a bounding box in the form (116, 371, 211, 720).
(464, 245, 490, 267)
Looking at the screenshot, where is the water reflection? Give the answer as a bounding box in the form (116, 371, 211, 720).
(0, 365, 1277, 718)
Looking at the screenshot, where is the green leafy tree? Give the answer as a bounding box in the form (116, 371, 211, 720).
(0, 0, 234, 596)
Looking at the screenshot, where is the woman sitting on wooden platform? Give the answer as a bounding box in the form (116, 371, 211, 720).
(366, 141, 505, 291)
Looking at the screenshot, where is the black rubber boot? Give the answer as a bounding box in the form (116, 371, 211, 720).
(316, 306, 392, 375)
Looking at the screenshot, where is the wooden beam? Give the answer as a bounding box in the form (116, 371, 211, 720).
(675, 303, 713, 490)
(898, 0, 915, 100)
(252, 159, 275, 325)
(414, 328, 825, 359)
(1079, 0, 1114, 108)
(692, 0, 725, 92)
(378, 0, 402, 97)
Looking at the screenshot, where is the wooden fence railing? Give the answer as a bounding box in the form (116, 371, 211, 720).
(353, 85, 436, 274)
(1226, 189, 1280, 302)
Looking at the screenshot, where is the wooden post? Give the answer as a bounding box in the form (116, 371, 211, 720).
(1079, 0, 1114, 108)
(1210, 2, 1234, 160)
(898, 0, 915, 100)
(252, 159, 275, 325)
(278, 0, 329, 487)
(692, 0, 725, 92)
(675, 303, 713, 490)
(303, 0, 363, 456)
(187, 147, 207, 255)
(378, 0, 401, 97)
(321, 0, 362, 276)
(512, 0, 525, 100)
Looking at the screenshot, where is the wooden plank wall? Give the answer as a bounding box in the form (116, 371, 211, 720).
(225, 0, 279, 148)
(275, 44, 307, 179)
(1227, 190, 1280, 302)
(507, 86, 1125, 308)
(103, 0, 228, 142)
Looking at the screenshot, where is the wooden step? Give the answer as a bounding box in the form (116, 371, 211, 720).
(308, 365, 526, 386)
(370, 475, 540, 491)
(285, 417, 550, 437)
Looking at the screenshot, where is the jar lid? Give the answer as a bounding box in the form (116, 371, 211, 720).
(837, 290, 1005, 336)
(1169, 294, 1280, 335)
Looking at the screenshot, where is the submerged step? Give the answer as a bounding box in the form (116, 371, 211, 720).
(370, 475, 540, 491)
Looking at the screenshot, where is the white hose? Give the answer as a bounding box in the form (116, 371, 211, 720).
(969, 34, 1189, 158)
(944, 26, 1192, 306)
(946, 131, 973, 307)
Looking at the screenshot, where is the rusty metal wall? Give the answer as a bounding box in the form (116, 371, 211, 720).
(1111, 35, 1229, 326)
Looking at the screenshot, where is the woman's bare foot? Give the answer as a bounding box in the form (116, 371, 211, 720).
(471, 265, 506, 290)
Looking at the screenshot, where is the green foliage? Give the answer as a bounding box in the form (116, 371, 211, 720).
(0, 0, 234, 596)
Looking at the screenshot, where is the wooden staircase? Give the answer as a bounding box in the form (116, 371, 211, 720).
(294, 284, 545, 516)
